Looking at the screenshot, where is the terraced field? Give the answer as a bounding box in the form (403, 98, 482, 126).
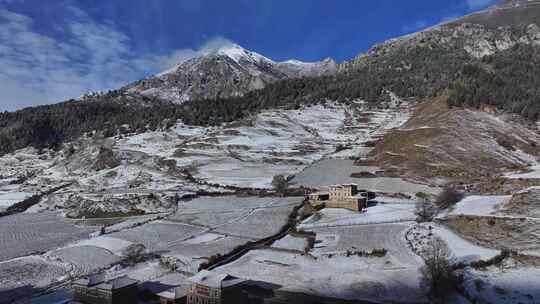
(49, 245, 122, 276)
(109, 221, 206, 253)
(0, 213, 93, 261)
(0, 257, 68, 304)
(309, 223, 419, 264)
(213, 205, 296, 239)
(292, 159, 438, 195)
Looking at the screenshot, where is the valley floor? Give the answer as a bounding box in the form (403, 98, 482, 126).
(1, 101, 540, 304)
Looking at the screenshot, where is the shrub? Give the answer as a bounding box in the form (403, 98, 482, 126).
(434, 186, 464, 210)
(415, 198, 437, 222)
(122, 243, 147, 265)
(272, 174, 290, 195)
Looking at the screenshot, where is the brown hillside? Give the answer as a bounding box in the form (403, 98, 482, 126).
(370, 98, 540, 182)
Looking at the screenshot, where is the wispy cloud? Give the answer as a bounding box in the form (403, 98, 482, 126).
(0, 6, 230, 112)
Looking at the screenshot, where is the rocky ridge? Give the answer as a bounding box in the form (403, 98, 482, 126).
(125, 44, 337, 104)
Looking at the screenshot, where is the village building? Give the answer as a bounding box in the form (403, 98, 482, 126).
(308, 184, 376, 212)
(186, 270, 248, 304)
(72, 274, 138, 304)
(157, 286, 188, 304)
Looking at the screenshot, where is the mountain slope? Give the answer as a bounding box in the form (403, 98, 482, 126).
(369, 98, 540, 182)
(2, 0, 540, 157)
(449, 0, 540, 29)
(125, 44, 337, 104)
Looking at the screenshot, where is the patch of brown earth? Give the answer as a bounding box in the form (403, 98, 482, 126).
(370, 98, 540, 182)
(438, 216, 540, 254)
(500, 187, 540, 218)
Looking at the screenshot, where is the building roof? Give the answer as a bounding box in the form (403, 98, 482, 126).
(73, 273, 106, 287)
(96, 276, 138, 290)
(189, 270, 246, 289)
(328, 183, 358, 188)
(157, 286, 188, 299)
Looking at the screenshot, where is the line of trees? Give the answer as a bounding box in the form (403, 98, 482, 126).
(448, 44, 540, 120)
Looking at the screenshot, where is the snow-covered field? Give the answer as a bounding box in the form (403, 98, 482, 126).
(308, 223, 418, 261)
(292, 159, 438, 195)
(0, 191, 32, 211)
(437, 191, 540, 258)
(213, 205, 295, 239)
(213, 247, 424, 303)
(48, 245, 121, 276)
(443, 195, 511, 217)
(463, 265, 540, 304)
(109, 221, 206, 253)
(0, 256, 69, 304)
(407, 223, 499, 263)
(272, 235, 308, 252)
(175, 196, 300, 213)
(0, 212, 93, 262)
(299, 204, 416, 229)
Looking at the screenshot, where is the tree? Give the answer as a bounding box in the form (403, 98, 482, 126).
(415, 198, 436, 222)
(272, 174, 289, 195)
(420, 238, 459, 303)
(434, 186, 464, 210)
(122, 243, 147, 265)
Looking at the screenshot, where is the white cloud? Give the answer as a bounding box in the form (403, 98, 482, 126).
(153, 37, 235, 71)
(465, 0, 496, 9)
(0, 6, 231, 112)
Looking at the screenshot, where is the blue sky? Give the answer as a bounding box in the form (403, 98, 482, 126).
(0, 0, 496, 111)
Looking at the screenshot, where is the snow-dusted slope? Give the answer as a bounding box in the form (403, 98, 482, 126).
(0, 100, 410, 215)
(276, 57, 338, 77)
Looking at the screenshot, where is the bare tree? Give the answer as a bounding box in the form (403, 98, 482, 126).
(420, 238, 459, 303)
(415, 198, 436, 222)
(272, 174, 289, 196)
(122, 243, 146, 265)
(434, 186, 464, 210)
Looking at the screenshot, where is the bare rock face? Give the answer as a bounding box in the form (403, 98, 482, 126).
(92, 146, 120, 171)
(125, 44, 337, 104)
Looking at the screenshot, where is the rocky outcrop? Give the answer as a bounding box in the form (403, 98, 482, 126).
(341, 0, 540, 71)
(341, 21, 540, 73)
(92, 146, 120, 171)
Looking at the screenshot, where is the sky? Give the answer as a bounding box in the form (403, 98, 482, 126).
(0, 0, 497, 112)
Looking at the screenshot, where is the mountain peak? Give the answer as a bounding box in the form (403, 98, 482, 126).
(127, 42, 336, 104)
(213, 43, 275, 64)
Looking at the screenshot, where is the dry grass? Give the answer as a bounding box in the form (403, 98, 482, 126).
(370, 97, 540, 183)
(439, 216, 540, 254)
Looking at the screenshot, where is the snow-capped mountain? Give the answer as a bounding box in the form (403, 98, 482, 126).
(125, 44, 337, 104)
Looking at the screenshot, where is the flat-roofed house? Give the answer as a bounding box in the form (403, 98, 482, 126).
(308, 184, 375, 212)
(158, 286, 188, 304)
(72, 274, 138, 304)
(186, 270, 248, 304)
(328, 184, 358, 201)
